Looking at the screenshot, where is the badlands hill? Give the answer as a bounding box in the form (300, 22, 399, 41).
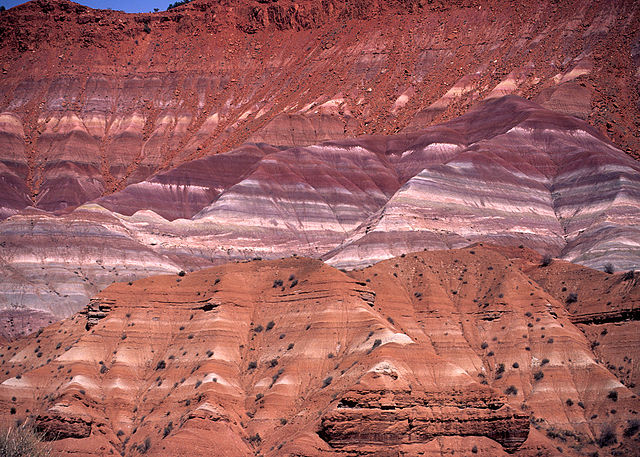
(0, 0, 639, 335)
(0, 1, 639, 455)
(0, 246, 639, 456)
(1, 94, 639, 338)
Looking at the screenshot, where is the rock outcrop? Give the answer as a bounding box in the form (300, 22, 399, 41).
(1, 0, 639, 219)
(1, 96, 639, 336)
(0, 247, 638, 456)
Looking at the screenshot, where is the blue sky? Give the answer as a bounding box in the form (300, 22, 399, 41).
(0, 0, 171, 13)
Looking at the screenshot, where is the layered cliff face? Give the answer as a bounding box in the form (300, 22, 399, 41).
(1, 95, 639, 337)
(1, 0, 639, 220)
(0, 247, 638, 456)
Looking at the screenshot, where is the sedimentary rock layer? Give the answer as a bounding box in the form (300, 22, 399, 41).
(0, 247, 638, 456)
(1, 0, 639, 220)
(2, 96, 639, 336)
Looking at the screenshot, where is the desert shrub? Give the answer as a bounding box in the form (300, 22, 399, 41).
(622, 270, 635, 281)
(178, 270, 185, 277)
(247, 361, 257, 370)
(155, 360, 166, 370)
(624, 420, 640, 437)
(604, 263, 614, 274)
(372, 339, 382, 350)
(253, 325, 263, 333)
(272, 368, 284, 384)
(0, 424, 51, 457)
(247, 433, 261, 444)
(481, 342, 488, 349)
(566, 293, 578, 304)
(163, 422, 173, 438)
(566, 398, 574, 406)
(541, 255, 552, 267)
(608, 390, 618, 402)
(272, 279, 283, 288)
(137, 436, 151, 453)
(287, 343, 294, 350)
(541, 358, 550, 366)
(290, 280, 298, 288)
(512, 362, 519, 368)
(471, 445, 478, 454)
(266, 321, 275, 331)
(533, 370, 544, 381)
(322, 376, 333, 388)
(596, 424, 617, 447)
(505, 385, 518, 395)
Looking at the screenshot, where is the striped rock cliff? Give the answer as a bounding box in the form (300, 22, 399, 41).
(1, 0, 639, 220)
(1, 96, 639, 336)
(0, 247, 638, 456)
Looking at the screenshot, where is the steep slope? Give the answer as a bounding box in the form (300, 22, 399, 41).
(0, 246, 638, 456)
(2, 96, 639, 338)
(0, 0, 639, 219)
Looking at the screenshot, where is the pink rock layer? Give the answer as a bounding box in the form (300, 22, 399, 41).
(1, 96, 639, 336)
(1, 0, 639, 219)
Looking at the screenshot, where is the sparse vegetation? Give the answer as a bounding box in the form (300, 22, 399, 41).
(505, 385, 518, 395)
(604, 263, 615, 274)
(624, 420, 640, 437)
(533, 370, 544, 381)
(0, 423, 51, 457)
(607, 390, 618, 402)
(247, 433, 261, 444)
(248, 361, 257, 370)
(163, 422, 173, 438)
(541, 255, 552, 267)
(322, 376, 333, 388)
(596, 424, 617, 447)
(566, 293, 578, 304)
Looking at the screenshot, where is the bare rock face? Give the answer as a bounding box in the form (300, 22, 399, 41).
(0, 0, 639, 221)
(0, 247, 638, 456)
(1, 96, 639, 337)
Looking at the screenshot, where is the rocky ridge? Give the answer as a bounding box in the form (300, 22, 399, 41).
(0, 246, 638, 456)
(1, 96, 639, 337)
(1, 0, 639, 219)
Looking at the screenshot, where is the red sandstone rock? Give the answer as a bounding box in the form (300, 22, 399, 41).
(0, 247, 638, 456)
